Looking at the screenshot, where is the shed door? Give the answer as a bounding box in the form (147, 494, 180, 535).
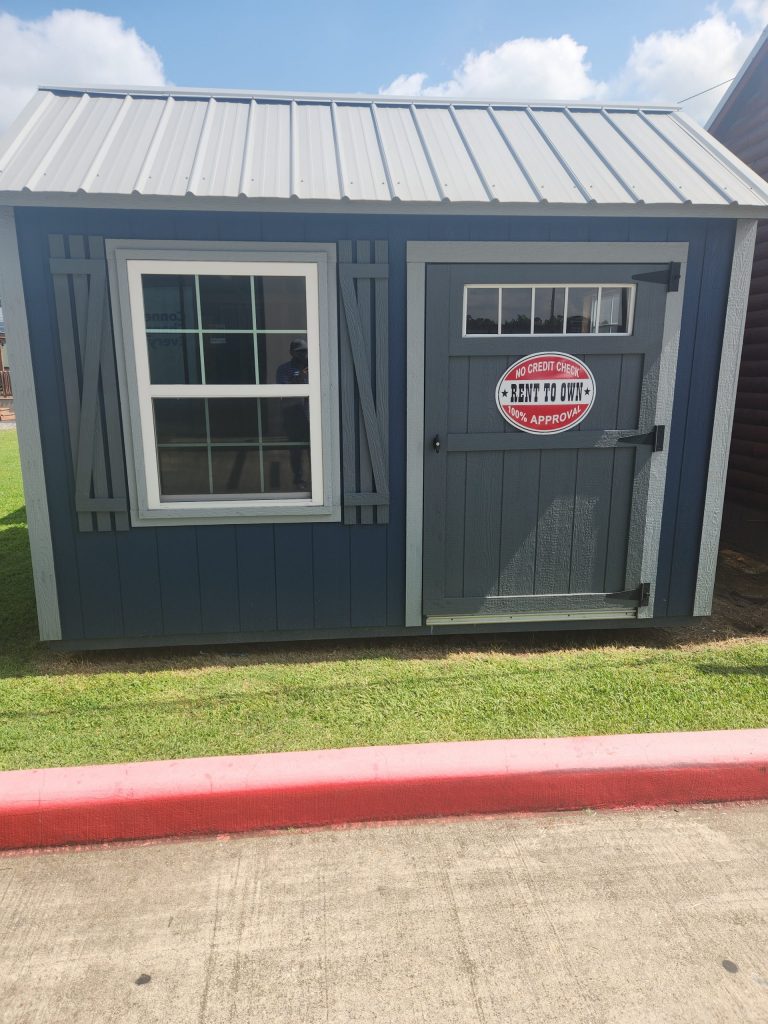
(422, 262, 674, 623)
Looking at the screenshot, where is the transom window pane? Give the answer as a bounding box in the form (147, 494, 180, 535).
(566, 287, 599, 334)
(464, 284, 634, 336)
(598, 287, 631, 333)
(465, 288, 498, 334)
(533, 288, 565, 334)
(501, 288, 532, 334)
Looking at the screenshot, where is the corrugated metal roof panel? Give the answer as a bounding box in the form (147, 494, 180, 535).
(1, 87, 767, 210)
(335, 103, 391, 201)
(491, 108, 585, 204)
(452, 107, 539, 203)
(568, 110, 682, 204)
(369, 104, 440, 201)
(241, 101, 291, 199)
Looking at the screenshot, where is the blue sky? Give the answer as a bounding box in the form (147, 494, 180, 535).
(3, 0, 741, 93)
(0, 2, 765, 128)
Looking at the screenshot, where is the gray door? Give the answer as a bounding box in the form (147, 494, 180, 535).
(422, 262, 674, 622)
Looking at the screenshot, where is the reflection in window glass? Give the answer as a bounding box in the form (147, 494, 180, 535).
(142, 269, 314, 502)
(202, 334, 256, 385)
(260, 334, 308, 386)
(254, 277, 307, 331)
(199, 275, 252, 330)
(501, 288, 532, 334)
(598, 287, 631, 334)
(143, 275, 197, 330)
(533, 288, 566, 334)
(154, 398, 207, 445)
(465, 288, 498, 334)
(566, 287, 599, 334)
(147, 333, 202, 385)
(211, 448, 262, 494)
(158, 448, 210, 496)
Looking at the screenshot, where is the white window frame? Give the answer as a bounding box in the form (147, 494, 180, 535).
(106, 241, 340, 526)
(462, 283, 637, 337)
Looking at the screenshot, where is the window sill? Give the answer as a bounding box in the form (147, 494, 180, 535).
(131, 503, 341, 527)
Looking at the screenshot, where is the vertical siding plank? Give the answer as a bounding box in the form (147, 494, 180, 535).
(462, 452, 504, 598)
(350, 526, 388, 626)
(604, 448, 636, 593)
(534, 450, 578, 594)
(236, 525, 278, 632)
(274, 525, 314, 629)
(313, 524, 351, 628)
(157, 527, 202, 636)
(75, 533, 124, 638)
(498, 450, 539, 596)
(117, 530, 163, 637)
(569, 449, 615, 592)
(198, 525, 240, 634)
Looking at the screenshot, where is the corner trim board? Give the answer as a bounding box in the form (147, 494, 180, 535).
(694, 219, 758, 615)
(0, 207, 61, 640)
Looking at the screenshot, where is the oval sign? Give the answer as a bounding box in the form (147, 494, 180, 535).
(495, 352, 596, 434)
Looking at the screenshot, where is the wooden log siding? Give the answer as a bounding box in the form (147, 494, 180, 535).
(49, 235, 129, 531)
(338, 240, 390, 524)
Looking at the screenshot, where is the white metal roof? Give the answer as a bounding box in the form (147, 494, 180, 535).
(1, 85, 767, 211)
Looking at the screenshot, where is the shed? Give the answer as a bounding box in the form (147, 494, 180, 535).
(1, 85, 766, 649)
(707, 28, 768, 527)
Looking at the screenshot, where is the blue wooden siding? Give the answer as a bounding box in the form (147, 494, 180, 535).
(14, 207, 734, 643)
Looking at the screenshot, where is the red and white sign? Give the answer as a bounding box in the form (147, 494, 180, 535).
(495, 352, 596, 434)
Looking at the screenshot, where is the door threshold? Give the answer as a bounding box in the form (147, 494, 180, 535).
(425, 608, 639, 626)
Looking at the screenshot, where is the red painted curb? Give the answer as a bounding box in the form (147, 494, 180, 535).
(2, 730, 768, 850)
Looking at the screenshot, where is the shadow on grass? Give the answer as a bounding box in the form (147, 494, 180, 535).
(0, 505, 26, 526)
(696, 664, 768, 677)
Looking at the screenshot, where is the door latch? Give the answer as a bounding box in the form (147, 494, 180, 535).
(618, 424, 665, 452)
(432, 435, 441, 453)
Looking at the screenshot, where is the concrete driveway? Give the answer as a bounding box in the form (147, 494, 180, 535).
(2, 801, 768, 1023)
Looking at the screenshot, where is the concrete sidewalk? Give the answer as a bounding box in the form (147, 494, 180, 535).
(2, 803, 768, 1023)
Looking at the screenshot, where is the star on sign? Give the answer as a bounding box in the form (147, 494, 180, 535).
(501, 389, 509, 398)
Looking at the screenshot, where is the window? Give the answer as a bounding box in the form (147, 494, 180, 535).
(464, 284, 635, 337)
(111, 245, 339, 525)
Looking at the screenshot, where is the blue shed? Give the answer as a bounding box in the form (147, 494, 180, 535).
(1, 85, 766, 649)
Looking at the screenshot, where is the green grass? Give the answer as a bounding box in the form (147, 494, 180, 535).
(1, 427, 767, 771)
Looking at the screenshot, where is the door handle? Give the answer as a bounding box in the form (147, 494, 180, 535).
(432, 434, 441, 453)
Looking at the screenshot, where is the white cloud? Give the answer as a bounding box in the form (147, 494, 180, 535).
(616, 11, 757, 120)
(380, 5, 766, 121)
(0, 9, 166, 132)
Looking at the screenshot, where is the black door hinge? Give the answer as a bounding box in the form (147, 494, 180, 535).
(667, 262, 681, 292)
(618, 424, 665, 452)
(639, 582, 651, 607)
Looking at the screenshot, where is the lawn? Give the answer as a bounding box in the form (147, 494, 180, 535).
(1, 427, 767, 771)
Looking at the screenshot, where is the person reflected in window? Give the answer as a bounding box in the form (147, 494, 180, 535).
(276, 338, 310, 490)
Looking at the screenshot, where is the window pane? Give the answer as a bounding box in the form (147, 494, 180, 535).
(202, 333, 256, 384)
(211, 448, 262, 494)
(254, 276, 307, 331)
(208, 398, 260, 444)
(465, 288, 498, 334)
(199, 276, 252, 330)
(147, 333, 202, 384)
(158, 448, 209, 496)
(599, 287, 631, 333)
(263, 447, 312, 494)
(154, 398, 207, 444)
(533, 288, 565, 334)
(501, 288, 532, 334)
(143, 275, 197, 330)
(566, 287, 599, 334)
(258, 395, 310, 447)
(261, 334, 309, 385)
